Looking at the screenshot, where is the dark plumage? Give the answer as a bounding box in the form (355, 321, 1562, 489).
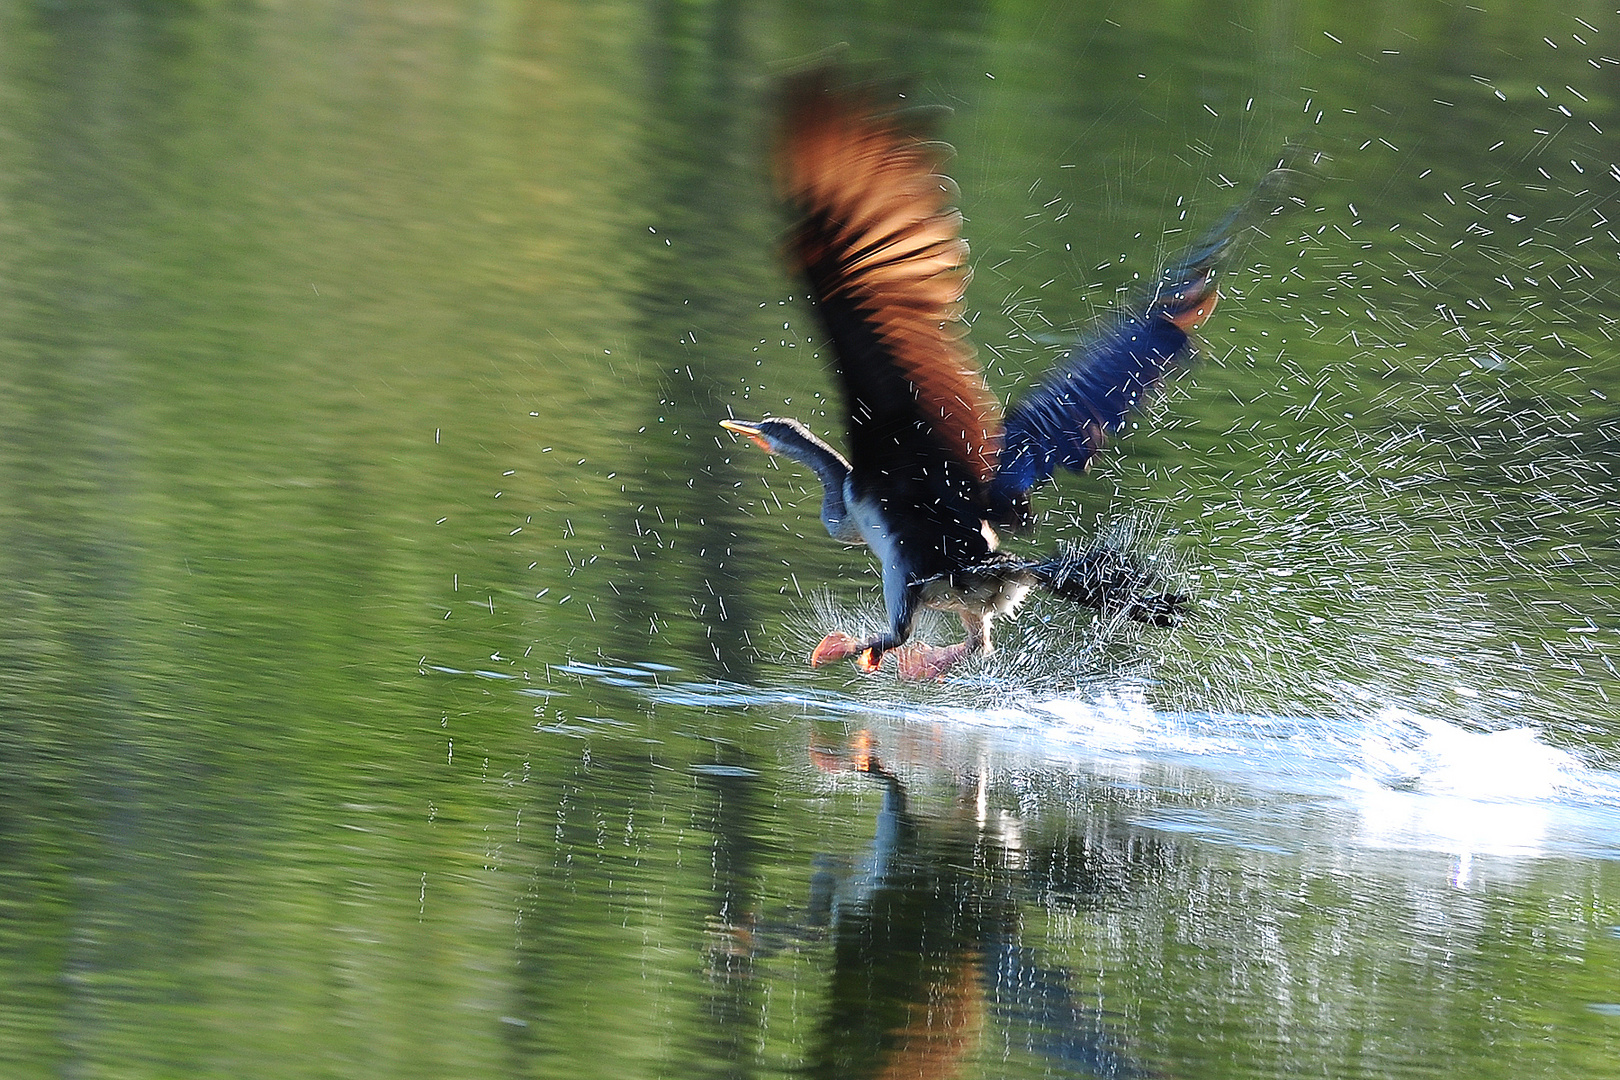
(723, 66, 1307, 679)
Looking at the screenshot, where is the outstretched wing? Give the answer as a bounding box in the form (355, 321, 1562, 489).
(776, 68, 1002, 502)
(986, 249, 1222, 525)
(988, 153, 1314, 526)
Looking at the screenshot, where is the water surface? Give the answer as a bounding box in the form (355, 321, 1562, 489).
(0, 1, 1617, 1077)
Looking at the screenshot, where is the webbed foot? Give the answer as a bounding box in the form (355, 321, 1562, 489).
(893, 641, 973, 682)
(812, 633, 890, 674)
(810, 632, 861, 667)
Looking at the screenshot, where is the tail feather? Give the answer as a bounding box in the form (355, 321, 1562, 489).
(1027, 540, 1186, 628)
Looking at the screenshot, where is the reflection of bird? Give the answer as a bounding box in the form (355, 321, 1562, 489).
(806, 734, 1154, 1079)
(723, 67, 1301, 679)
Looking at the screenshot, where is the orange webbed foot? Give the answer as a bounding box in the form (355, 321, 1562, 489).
(811, 632, 860, 667)
(854, 648, 883, 674)
(893, 642, 972, 682)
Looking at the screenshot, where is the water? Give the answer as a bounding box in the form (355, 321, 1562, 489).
(0, 1, 1617, 1077)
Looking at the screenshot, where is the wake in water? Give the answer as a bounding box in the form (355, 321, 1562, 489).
(974, 691, 1620, 862)
(446, 654, 1620, 864)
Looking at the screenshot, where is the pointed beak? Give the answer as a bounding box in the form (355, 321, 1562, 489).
(719, 419, 775, 454)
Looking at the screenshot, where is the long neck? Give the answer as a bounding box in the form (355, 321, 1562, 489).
(776, 429, 860, 543)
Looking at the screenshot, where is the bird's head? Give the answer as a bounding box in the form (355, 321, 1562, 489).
(722, 416, 858, 544)
(719, 417, 784, 454)
(719, 417, 848, 471)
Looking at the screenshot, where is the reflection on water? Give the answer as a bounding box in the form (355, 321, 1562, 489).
(497, 659, 1620, 866)
(0, 0, 1618, 1077)
(801, 743, 1150, 1079)
(475, 660, 1620, 1077)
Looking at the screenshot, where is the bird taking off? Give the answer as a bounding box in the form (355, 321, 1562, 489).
(722, 65, 1310, 680)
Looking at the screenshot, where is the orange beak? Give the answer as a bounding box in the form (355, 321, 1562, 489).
(719, 419, 775, 454)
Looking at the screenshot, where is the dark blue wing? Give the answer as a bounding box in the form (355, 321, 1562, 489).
(986, 249, 1221, 523)
(988, 151, 1316, 526)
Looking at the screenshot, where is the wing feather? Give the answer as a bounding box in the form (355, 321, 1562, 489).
(986, 148, 1319, 526)
(776, 70, 1002, 490)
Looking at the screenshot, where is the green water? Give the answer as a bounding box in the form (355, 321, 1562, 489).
(1, 1, 1617, 1077)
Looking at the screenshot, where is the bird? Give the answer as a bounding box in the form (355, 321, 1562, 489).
(722, 66, 1303, 680)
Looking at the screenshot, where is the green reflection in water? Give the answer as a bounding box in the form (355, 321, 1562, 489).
(0, 1, 1615, 1078)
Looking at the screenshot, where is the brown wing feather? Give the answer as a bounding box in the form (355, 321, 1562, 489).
(776, 71, 1002, 486)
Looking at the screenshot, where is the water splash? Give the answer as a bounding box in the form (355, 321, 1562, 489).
(455, 656, 1620, 863)
(985, 693, 1620, 862)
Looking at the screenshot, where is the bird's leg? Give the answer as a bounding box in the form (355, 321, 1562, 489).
(811, 577, 918, 673)
(894, 611, 992, 681)
(809, 631, 897, 672)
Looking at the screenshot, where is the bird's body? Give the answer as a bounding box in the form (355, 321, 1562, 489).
(723, 66, 1302, 679)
